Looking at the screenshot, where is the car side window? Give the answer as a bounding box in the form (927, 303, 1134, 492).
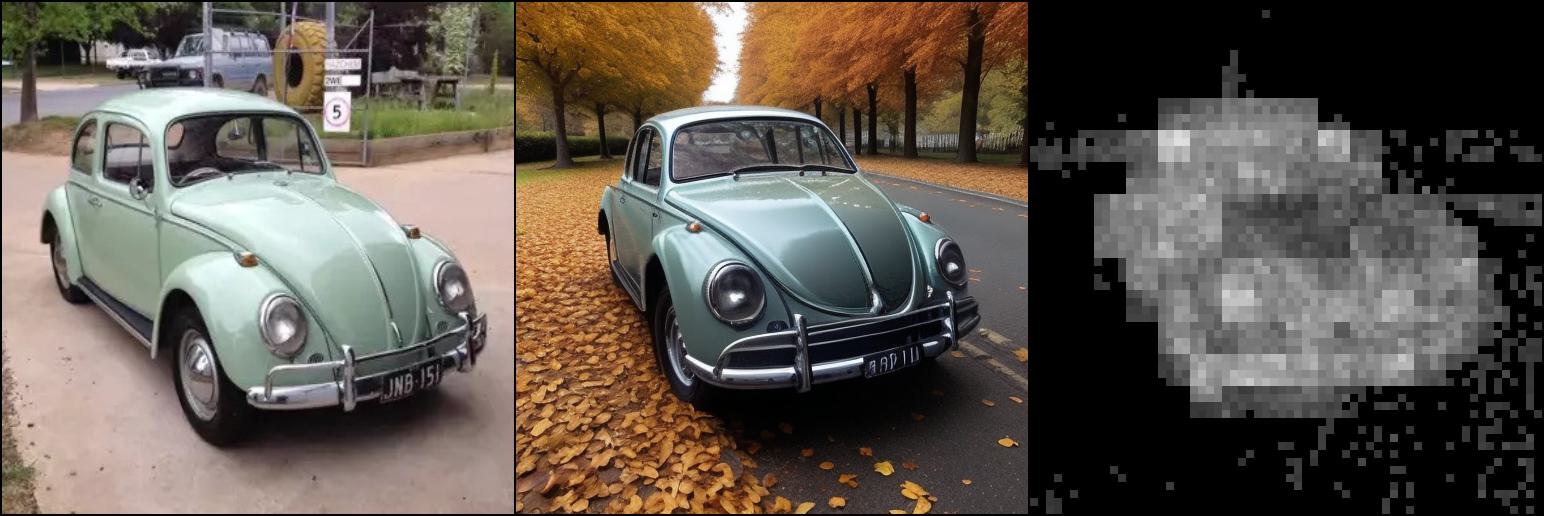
(643, 131, 663, 187)
(102, 123, 152, 189)
(71, 119, 97, 175)
(630, 129, 653, 184)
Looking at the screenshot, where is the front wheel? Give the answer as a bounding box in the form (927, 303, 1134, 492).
(49, 232, 87, 304)
(170, 307, 254, 446)
(652, 289, 714, 407)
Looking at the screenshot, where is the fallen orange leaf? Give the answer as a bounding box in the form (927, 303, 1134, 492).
(874, 461, 895, 476)
(998, 437, 1020, 448)
(859, 447, 874, 457)
(962, 479, 972, 485)
(795, 501, 816, 514)
(801, 448, 815, 457)
(1014, 347, 1027, 363)
(901, 461, 918, 471)
(1009, 396, 1024, 404)
(981, 399, 996, 407)
(829, 496, 846, 509)
(819, 461, 835, 470)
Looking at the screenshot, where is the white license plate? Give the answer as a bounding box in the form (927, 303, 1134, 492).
(379, 361, 442, 403)
(862, 344, 922, 378)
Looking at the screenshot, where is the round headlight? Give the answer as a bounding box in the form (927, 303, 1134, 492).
(704, 262, 765, 326)
(435, 261, 475, 313)
(260, 294, 307, 358)
(936, 238, 967, 287)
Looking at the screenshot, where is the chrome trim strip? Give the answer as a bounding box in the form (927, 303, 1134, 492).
(810, 316, 946, 347)
(714, 298, 952, 367)
(340, 345, 357, 411)
(79, 281, 152, 348)
(685, 340, 941, 390)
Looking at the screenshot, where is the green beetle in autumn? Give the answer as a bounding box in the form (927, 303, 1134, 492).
(597, 105, 980, 405)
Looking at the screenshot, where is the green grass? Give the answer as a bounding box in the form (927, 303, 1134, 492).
(515, 155, 620, 187)
(2, 348, 39, 514)
(307, 90, 514, 140)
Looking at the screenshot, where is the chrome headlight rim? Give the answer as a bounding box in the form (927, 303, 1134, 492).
(259, 293, 307, 358)
(433, 260, 475, 313)
(703, 261, 765, 328)
(935, 238, 967, 287)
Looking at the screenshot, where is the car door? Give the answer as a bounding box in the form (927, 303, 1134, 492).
(74, 117, 160, 314)
(65, 117, 99, 283)
(615, 128, 662, 290)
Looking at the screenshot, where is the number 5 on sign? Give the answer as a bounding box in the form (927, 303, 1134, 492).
(324, 91, 351, 133)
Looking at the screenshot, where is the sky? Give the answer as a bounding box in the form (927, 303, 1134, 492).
(703, 2, 747, 104)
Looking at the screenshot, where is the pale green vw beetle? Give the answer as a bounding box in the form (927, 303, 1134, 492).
(40, 89, 487, 445)
(598, 105, 980, 406)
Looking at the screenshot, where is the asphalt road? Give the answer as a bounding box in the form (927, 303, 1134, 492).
(1, 83, 140, 126)
(710, 172, 1028, 514)
(0, 150, 515, 512)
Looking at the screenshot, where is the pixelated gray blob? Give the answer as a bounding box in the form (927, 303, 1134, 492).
(1095, 96, 1508, 419)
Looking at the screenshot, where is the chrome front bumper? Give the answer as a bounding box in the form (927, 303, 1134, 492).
(246, 312, 488, 411)
(683, 292, 979, 392)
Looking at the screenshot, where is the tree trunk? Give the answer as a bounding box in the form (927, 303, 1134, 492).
(1019, 80, 1029, 166)
(956, 6, 985, 164)
(837, 103, 846, 151)
(595, 102, 612, 159)
(904, 68, 918, 158)
(550, 85, 574, 168)
(20, 44, 38, 124)
(632, 105, 643, 134)
(866, 83, 878, 155)
(852, 105, 862, 155)
(814, 96, 821, 119)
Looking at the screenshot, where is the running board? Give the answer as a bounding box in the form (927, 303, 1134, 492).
(78, 277, 154, 348)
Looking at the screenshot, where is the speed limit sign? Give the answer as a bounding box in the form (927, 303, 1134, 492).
(324, 91, 351, 133)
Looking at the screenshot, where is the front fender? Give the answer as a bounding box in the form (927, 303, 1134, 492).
(156, 252, 334, 390)
(413, 234, 472, 338)
(42, 185, 83, 284)
(653, 223, 793, 365)
(897, 207, 968, 298)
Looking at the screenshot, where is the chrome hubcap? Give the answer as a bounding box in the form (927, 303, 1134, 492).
(179, 329, 219, 421)
(665, 307, 693, 386)
(51, 236, 68, 287)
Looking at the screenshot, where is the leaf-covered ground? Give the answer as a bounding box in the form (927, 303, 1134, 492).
(853, 155, 1028, 202)
(518, 157, 784, 513)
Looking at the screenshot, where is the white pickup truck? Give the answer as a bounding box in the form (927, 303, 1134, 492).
(105, 49, 162, 79)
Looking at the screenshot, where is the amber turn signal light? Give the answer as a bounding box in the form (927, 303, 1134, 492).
(687, 221, 702, 233)
(918, 212, 931, 223)
(402, 225, 421, 239)
(236, 251, 260, 267)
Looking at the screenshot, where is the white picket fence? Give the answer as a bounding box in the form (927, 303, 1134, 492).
(868, 131, 1024, 153)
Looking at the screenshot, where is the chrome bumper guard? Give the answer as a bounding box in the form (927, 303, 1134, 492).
(246, 312, 488, 411)
(684, 293, 979, 393)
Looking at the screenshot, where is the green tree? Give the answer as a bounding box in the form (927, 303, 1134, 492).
(3, 2, 147, 124)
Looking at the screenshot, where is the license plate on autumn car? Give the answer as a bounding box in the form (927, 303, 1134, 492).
(379, 361, 442, 403)
(863, 344, 922, 378)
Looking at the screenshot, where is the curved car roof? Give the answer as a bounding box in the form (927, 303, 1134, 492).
(92, 88, 302, 131)
(648, 105, 822, 135)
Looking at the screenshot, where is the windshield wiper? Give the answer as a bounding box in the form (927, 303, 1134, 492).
(729, 163, 855, 179)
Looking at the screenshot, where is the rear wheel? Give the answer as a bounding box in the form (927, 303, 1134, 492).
(653, 289, 714, 407)
(170, 307, 253, 446)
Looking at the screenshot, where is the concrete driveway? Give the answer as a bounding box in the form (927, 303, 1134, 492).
(0, 150, 514, 512)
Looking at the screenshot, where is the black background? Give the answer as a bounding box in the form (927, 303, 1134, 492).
(1028, 3, 1542, 514)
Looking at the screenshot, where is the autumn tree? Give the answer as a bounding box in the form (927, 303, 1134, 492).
(517, 3, 715, 168)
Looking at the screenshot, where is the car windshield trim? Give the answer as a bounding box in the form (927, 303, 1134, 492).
(669, 116, 857, 184)
(166, 111, 326, 188)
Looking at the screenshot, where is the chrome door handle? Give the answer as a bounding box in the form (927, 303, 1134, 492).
(619, 195, 626, 204)
(87, 196, 102, 208)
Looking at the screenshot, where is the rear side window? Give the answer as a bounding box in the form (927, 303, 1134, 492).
(71, 119, 96, 174)
(643, 132, 662, 187)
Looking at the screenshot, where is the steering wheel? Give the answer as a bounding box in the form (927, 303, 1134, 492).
(182, 167, 226, 182)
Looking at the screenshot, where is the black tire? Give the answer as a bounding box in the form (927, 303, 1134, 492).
(212, 75, 224, 89)
(251, 75, 267, 97)
(652, 289, 714, 407)
(169, 306, 254, 446)
(49, 232, 88, 304)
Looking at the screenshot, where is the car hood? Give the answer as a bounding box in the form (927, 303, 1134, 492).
(666, 173, 914, 314)
(147, 56, 203, 70)
(169, 174, 424, 354)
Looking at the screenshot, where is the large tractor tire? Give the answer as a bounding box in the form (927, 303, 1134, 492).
(273, 21, 328, 110)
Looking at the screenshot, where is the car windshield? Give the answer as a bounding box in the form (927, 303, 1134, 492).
(168, 114, 324, 187)
(671, 119, 853, 181)
(175, 36, 205, 57)
(128, 50, 147, 59)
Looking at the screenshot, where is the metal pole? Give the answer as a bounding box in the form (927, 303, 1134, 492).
(363, 10, 373, 166)
(203, 2, 212, 87)
(326, 2, 336, 51)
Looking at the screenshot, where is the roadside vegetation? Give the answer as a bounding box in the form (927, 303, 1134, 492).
(0, 115, 79, 155)
(305, 90, 514, 140)
(2, 348, 40, 514)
